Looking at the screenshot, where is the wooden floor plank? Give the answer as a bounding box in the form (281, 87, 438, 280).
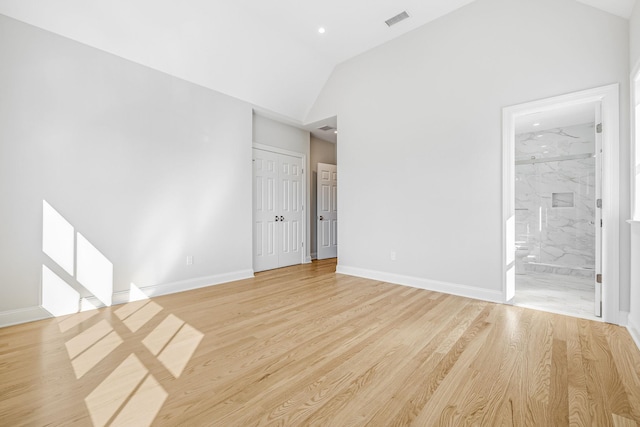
(1, 259, 639, 426)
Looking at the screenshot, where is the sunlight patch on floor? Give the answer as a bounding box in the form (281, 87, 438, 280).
(84, 354, 154, 427)
(142, 314, 184, 356)
(57, 309, 98, 333)
(65, 319, 112, 359)
(109, 374, 168, 427)
(157, 323, 204, 378)
(71, 331, 123, 379)
(122, 301, 163, 333)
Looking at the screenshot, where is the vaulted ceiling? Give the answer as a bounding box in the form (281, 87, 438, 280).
(0, 0, 635, 126)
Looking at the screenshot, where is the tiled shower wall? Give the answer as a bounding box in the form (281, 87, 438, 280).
(515, 122, 596, 277)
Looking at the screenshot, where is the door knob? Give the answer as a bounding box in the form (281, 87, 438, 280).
(319, 215, 324, 220)
(275, 215, 279, 222)
(280, 216, 284, 221)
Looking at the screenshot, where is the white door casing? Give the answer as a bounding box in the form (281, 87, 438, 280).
(502, 84, 620, 324)
(253, 147, 304, 272)
(317, 163, 337, 259)
(595, 103, 603, 317)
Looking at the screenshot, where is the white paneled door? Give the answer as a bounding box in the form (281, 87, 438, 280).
(253, 148, 304, 272)
(317, 163, 337, 259)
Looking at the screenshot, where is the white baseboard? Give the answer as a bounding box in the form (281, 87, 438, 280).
(0, 306, 51, 328)
(0, 269, 255, 329)
(122, 269, 255, 301)
(336, 265, 504, 304)
(310, 252, 317, 260)
(619, 311, 629, 326)
(628, 315, 640, 352)
(304, 256, 313, 264)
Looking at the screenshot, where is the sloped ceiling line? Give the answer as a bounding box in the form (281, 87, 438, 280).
(0, 0, 634, 124)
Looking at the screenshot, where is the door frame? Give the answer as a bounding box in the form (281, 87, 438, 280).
(502, 84, 620, 324)
(252, 143, 308, 269)
(632, 61, 640, 221)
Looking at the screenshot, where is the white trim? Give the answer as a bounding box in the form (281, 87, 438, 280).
(337, 264, 504, 303)
(511, 303, 604, 323)
(252, 143, 308, 269)
(631, 60, 640, 221)
(253, 142, 305, 159)
(628, 315, 640, 352)
(619, 311, 629, 326)
(502, 84, 621, 324)
(629, 220, 640, 351)
(111, 269, 254, 304)
(0, 269, 254, 328)
(310, 252, 317, 260)
(0, 306, 51, 328)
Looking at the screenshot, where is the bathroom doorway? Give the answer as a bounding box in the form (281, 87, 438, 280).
(511, 103, 600, 319)
(502, 85, 620, 323)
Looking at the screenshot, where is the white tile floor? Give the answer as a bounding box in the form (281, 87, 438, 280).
(510, 272, 599, 321)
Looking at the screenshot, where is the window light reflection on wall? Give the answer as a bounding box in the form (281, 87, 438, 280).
(41, 200, 114, 317)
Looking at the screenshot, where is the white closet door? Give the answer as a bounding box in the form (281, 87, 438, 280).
(253, 148, 304, 272)
(253, 149, 279, 272)
(278, 154, 304, 267)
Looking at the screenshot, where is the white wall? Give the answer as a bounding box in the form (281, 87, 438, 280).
(307, 0, 630, 305)
(252, 114, 312, 262)
(0, 15, 254, 325)
(0, 4, 333, 122)
(310, 137, 337, 258)
(631, 2, 640, 69)
(630, 223, 640, 347)
(628, 1, 640, 347)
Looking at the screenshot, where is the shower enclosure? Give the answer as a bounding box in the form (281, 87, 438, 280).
(514, 123, 596, 278)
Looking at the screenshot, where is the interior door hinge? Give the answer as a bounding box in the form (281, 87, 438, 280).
(596, 123, 602, 134)
(596, 274, 602, 284)
(600, 219, 603, 227)
(596, 199, 602, 208)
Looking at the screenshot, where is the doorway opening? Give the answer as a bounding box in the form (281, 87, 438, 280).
(502, 85, 620, 324)
(309, 121, 338, 262)
(510, 103, 600, 319)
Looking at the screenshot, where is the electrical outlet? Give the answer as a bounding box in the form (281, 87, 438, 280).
(186, 256, 193, 265)
(390, 251, 396, 261)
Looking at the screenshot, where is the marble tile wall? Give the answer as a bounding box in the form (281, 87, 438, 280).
(515, 122, 596, 277)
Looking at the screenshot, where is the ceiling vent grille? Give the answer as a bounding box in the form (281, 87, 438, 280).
(385, 11, 410, 27)
(318, 125, 335, 132)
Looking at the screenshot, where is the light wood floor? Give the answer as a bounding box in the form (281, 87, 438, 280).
(2, 259, 640, 426)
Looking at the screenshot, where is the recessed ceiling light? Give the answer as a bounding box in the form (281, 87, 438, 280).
(318, 27, 326, 34)
(533, 123, 540, 127)
(334, 130, 338, 134)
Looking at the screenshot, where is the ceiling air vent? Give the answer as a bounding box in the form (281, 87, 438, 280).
(318, 125, 335, 132)
(385, 11, 410, 27)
